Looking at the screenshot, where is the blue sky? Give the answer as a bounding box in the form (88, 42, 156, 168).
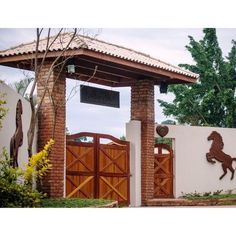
(0, 28, 236, 137)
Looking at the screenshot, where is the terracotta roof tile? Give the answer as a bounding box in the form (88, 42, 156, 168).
(0, 33, 199, 79)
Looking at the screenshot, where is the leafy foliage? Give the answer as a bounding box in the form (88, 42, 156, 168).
(161, 120, 176, 125)
(155, 137, 172, 147)
(9, 77, 34, 99)
(0, 148, 23, 184)
(158, 29, 236, 127)
(0, 148, 44, 207)
(0, 139, 54, 207)
(179, 190, 236, 201)
(0, 178, 44, 207)
(74, 136, 88, 142)
(24, 139, 54, 185)
(0, 83, 8, 129)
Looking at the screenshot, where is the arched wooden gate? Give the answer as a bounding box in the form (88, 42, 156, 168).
(154, 143, 174, 198)
(66, 132, 130, 205)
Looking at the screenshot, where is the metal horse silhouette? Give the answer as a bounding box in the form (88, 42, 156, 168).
(206, 131, 236, 180)
(10, 99, 23, 168)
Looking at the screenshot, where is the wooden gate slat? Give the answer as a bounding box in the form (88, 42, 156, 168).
(101, 178, 126, 199)
(66, 176, 90, 198)
(154, 158, 170, 173)
(66, 170, 94, 176)
(100, 150, 126, 172)
(99, 147, 126, 173)
(67, 176, 94, 198)
(66, 146, 93, 171)
(100, 176, 127, 201)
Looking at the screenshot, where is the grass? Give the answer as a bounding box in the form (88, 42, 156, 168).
(39, 198, 113, 208)
(183, 193, 236, 200)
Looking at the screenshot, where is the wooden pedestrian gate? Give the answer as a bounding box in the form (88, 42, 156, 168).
(66, 132, 130, 205)
(154, 144, 174, 198)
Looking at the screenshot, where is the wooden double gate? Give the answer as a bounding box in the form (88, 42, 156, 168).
(66, 132, 130, 205)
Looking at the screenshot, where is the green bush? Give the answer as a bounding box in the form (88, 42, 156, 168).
(0, 178, 43, 207)
(0, 85, 8, 129)
(0, 148, 45, 208)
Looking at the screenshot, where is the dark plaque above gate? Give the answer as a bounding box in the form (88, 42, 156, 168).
(80, 85, 120, 108)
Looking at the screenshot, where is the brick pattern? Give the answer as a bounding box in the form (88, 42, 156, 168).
(131, 79, 155, 205)
(37, 62, 66, 198)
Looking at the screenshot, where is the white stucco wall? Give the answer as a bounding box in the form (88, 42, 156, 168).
(0, 82, 37, 169)
(155, 124, 236, 197)
(126, 120, 141, 207)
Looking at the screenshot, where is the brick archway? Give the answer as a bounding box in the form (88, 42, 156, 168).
(0, 32, 198, 204)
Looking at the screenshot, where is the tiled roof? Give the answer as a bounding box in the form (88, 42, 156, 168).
(0, 33, 199, 79)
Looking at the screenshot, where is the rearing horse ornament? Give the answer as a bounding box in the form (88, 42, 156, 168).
(10, 99, 23, 168)
(206, 131, 236, 180)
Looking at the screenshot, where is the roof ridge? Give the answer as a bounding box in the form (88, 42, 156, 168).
(0, 31, 71, 53)
(77, 33, 152, 58)
(76, 34, 196, 76)
(0, 39, 37, 53)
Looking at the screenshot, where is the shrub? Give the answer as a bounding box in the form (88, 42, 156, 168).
(24, 139, 54, 186)
(0, 140, 54, 208)
(0, 148, 44, 207)
(0, 83, 8, 129)
(0, 178, 43, 207)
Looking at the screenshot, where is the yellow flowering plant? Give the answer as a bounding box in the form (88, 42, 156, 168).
(0, 87, 8, 129)
(24, 139, 55, 186)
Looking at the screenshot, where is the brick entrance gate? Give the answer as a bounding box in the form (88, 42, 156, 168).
(66, 132, 130, 205)
(0, 32, 198, 204)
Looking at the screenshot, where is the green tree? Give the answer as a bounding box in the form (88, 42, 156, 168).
(158, 28, 236, 127)
(10, 77, 34, 99)
(161, 120, 176, 125)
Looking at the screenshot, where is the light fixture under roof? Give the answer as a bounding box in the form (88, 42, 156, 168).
(160, 81, 168, 94)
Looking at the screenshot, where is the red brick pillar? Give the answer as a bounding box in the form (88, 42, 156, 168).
(131, 79, 155, 205)
(37, 63, 66, 198)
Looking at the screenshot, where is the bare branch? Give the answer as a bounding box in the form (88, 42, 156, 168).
(27, 27, 99, 158)
(35, 29, 78, 116)
(81, 65, 98, 87)
(37, 28, 64, 77)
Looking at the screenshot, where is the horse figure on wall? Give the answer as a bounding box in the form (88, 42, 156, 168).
(10, 99, 23, 168)
(206, 131, 236, 180)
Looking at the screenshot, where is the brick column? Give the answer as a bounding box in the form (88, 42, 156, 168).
(37, 63, 66, 198)
(131, 79, 155, 205)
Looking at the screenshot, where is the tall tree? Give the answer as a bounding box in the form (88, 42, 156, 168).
(158, 28, 236, 127)
(10, 77, 34, 98)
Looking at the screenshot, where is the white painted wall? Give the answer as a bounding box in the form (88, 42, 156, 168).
(0, 82, 37, 169)
(155, 124, 236, 197)
(126, 120, 141, 207)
